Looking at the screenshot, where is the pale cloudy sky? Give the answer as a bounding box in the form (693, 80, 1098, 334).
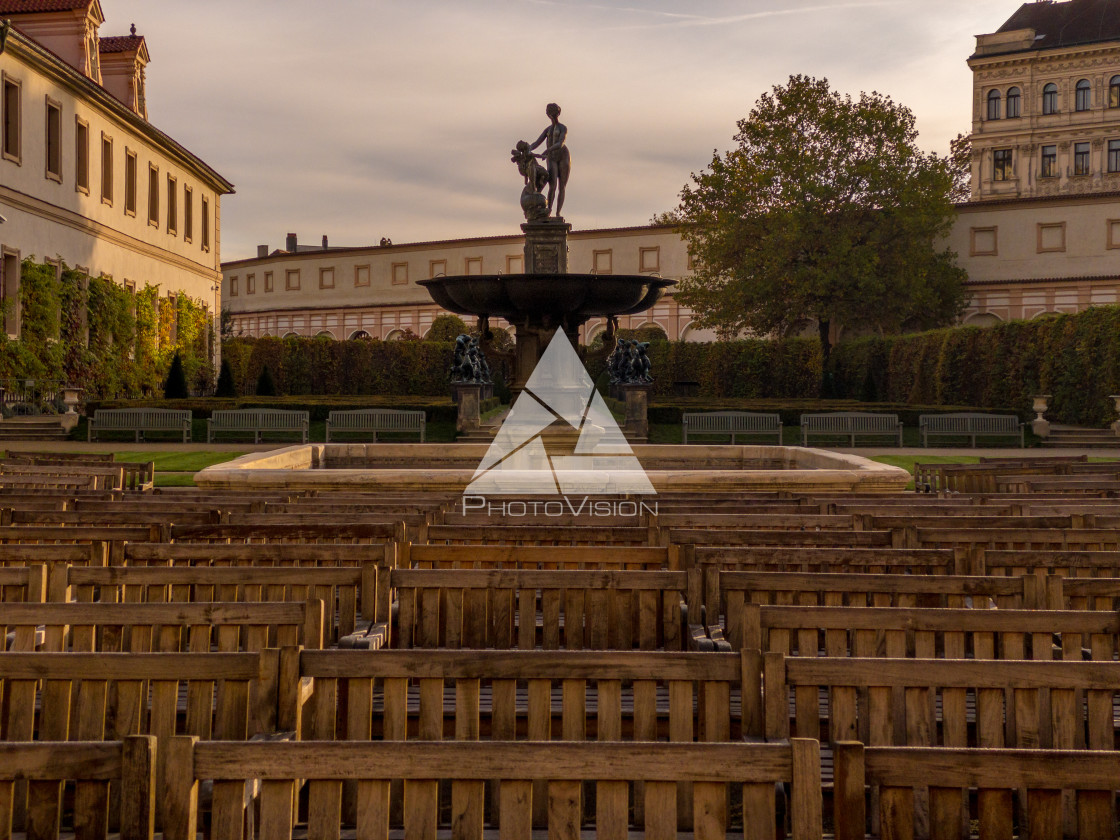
(102, 0, 1009, 260)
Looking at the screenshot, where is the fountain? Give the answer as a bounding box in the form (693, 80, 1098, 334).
(420, 103, 674, 394)
(196, 107, 910, 495)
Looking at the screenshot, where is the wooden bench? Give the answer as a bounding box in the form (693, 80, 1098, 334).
(299, 648, 755, 827)
(163, 736, 823, 840)
(206, 409, 308, 443)
(403, 543, 675, 571)
(1, 453, 154, 492)
(765, 655, 1120, 750)
(424, 523, 655, 546)
(325, 408, 426, 442)
(800, 412, 903, 447)
(0, 738, 155, 840)
(736, 604, 1120, 662)
(1, 600, 325, 652)
(0, 565, 44, 603)
(167, 521, 402, 545)
(0, 651, 278, 830)
(833, 743, 1120, 840)
(69, 564, 375, 641)
(682, 411, 782, 444)
(88, 407, 191, 442)
(920, 413, 1025, 448)
(391, 568, 688, 651)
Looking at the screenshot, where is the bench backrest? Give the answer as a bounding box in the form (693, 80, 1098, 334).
(327, 408, 425, 429)
(919, 413, 1020, 432)
(682, 411, 780, 431)
(802, 412, 899, 431)
(767, 655, 1120, 750)
(93, 408, 191, 427)
(391, 568, 687, 650)
(405, 543, 673, 571)
(164, 736, 822, 840)
(425, 524, 652, 545)
(742, 604, 1120, 661)
(210, 409, 308, 428)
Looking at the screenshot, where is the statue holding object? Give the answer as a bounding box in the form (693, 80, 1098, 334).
(512, 103, 571, 222)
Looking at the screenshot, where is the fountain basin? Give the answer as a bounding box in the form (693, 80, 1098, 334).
(195, 444, 911, 493)
(419, 273, 676, 321)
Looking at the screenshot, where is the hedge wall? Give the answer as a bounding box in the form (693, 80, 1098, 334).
(587, 337, 823, 399)
(827, 306, 1120, 426)
(221, 336, 455, 397)
(0, 259, 213, 401)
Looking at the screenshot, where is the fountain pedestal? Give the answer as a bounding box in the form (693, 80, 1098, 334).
(523, 220, 570, 274)
(452, 384, 482, 433)
(621, 384, 651, 443)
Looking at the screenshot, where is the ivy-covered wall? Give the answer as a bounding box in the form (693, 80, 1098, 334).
(0, 258, 214, 400)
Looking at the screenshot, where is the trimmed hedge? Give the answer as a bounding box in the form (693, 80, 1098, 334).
(222, 336, 454, 397)
(827, 306, 1120, 426)
(87, 395, 460, 423)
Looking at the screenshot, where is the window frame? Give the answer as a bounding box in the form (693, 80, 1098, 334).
(592, 249, 613, 274)
(1036, 222, 1067, 254)
(1109, 139, 1120, 174)
(1, 72, 21, 165)
(391, 262, 409, 286)
(1073, 142, 1091, 176)
(44, 96, 62, 183)
(428, 259, 447, 278)
(264, 271, 274, 292)
(1040, 145, 1058, 179)
(201, 196, 210, 252)
(124, 148, 137, 216)
(505, 254, 523, 274)
(319, 266, 335, 289)
(1042, 83, 1058, 115)
(639, 246, 661, 273)
(465, 257, 483, 275)
(1075, 79, 1091, 112)
(969, 226, 999, 257)
(100, 133, 113, 205)
(1006, 87, 1021, 119)
(1111, 76, 1120, 109)
(229, 275, 238, 297)
(354, 265, 371, 287)
(166, 174, 177, 236)
(992, 148, 1014, 182)
(183, 185, 193, 242)
(986, 89, 1002, 121)
(147, 163, 160, 228)
(285, 268, 300, 291)
(74, 116, 89, 194)
(245, 273, 255, 295)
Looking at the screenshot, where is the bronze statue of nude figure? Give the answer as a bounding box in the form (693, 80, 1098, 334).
(528, 103, 571, 219)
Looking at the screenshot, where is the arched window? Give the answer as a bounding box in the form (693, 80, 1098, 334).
(986, 89, 1002, 120)
(1006, 87, 1021, 118)
(1110, 76, 1120, 109)
(1042, 83, 1058, 115)
(1076, 79, 1091, 111)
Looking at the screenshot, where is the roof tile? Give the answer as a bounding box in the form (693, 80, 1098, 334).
(98, 34, 143, 53)
(996, 0, 1120, 50)
(0, 0, 91, 13)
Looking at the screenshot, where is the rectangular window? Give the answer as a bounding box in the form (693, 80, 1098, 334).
(100, 134, 113, 204)
(147, 164, 159, 226)
(2, 74, 20, 163)
(264, 271, 274, 292)
(285, 269, 300, 290)
(183, 186, 193, 241)
(465, 257, 482, 275)
(167, 175, 177, 235)
(992, 148, 1013, 181)
(319, 267, 335, 289)
(1109, 140, 1120, 174)
(1, 250, 21, 338)
(1037, 222, 1066, 254)
(354, 265, 370, 287)
(246, 273, 255, 294)
(970, 226, 998, 257)
(593, 249, 613, 274)
(124, 150, 137, 215)
(1074, 142, 1091, 176)
(1041, 145, 1057, 178)
(639, 246, 660, 273)
(391, 263, 408, 285)
(45, 98, 61, 181)
(75, 117, 89, 193)
(429, 259, 447, 278)
(505, 254, 523, 274)
(229, 275, 238, 297)
(201, 197, 210, 251)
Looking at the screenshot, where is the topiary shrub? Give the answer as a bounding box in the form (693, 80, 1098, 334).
(426, 314, 469, 342)
(163, 352, 189, 399)
(215, 359, 237, 397)
(256, 364, 278, 397)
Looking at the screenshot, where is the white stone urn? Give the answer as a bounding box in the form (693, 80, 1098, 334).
(59, 385, 83, 431)
(1031, 394, 1051, 438)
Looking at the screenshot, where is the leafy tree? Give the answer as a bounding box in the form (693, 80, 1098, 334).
(255, 364, 278, 396)
(673, 75, 968, 363)
(215, 358, 237, 397)
(426, 314, 469, 342)
(163, 351, 189, 399)
(949, 132, 973, 203)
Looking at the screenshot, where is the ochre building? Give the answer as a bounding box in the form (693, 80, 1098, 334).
(0, 0, 233, 352)
(222, 0, 1120, 341)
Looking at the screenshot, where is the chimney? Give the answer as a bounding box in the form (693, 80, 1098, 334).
(257, 245, 268, 259)
(322, 235, 329, 249)
(285, 233, 298, 253)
